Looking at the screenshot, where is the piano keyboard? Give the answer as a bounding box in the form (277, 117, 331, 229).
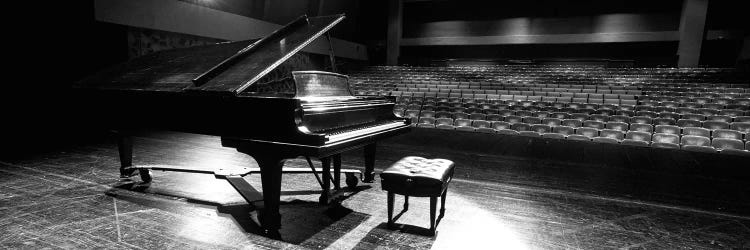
(325, 121, 405, 143)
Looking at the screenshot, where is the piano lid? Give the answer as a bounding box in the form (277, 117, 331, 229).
(187, 14, 345, 95)
(74, 14, 345, 95)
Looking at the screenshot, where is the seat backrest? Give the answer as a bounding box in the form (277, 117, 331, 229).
(734, 116, 750, 123)
(730, 122, 750, 133)
(472, 120, 491, 128)
(469, 113, 486, 120)
(435, 118, 453, 126)
(708, 115, 732, 123)
(654, 125, 680, 135)
(511, 122, 531, 131)
(652, 133, 680, 144)
(404, 109, 420, 118)
(682, 127, 711, 137)
(630, 116, 653, 124)
(677, 119, 702, 128)
(552, 125, 575, 135)
(523, 117, 542, 124)
(629, 123, 654, 133)
(653, 118, 676, 125)
(531, 124, 552, 133)
(712, 129, 742, 140)
(625, 131, 652, 141)
(491, 121, 511, 130)
(702, 121, 730, 130)
(605, 122, 628, 131)
(505, 115, 523, 123)
(562, 119, 582, 128)
(583, 120, 605, 129)
(420, 110, 436, 118)
(711, 138, 744, 150)
(608, 115, 629, 123)
(576, 127, 599, 138)
(681, 135, 711, 146)
(600, 129, 625, 140)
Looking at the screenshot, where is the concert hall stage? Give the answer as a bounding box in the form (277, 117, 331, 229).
(1, 130, 749, 249)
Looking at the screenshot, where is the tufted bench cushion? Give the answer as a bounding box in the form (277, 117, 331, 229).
(381, 156, 455, 197)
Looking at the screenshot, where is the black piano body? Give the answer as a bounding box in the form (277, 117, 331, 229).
(73, 14, 410, 238)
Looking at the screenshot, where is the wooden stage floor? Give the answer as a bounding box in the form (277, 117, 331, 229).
(1, 131, 749, 249)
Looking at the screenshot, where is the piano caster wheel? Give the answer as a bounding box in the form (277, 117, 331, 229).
(139, 169, 152, 183)
(345, 173, 358, 188)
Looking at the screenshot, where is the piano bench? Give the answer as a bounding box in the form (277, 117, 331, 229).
(380, 156, 455, 236)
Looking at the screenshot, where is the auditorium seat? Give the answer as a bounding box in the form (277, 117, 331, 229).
(469, 113, 486, 120)
(682, 127, 711, 138)
(681, 135, 714, 152)
(655, 125, 680, 135)
(435, 111, 452, 119)
(417, 117, 436, 128)
(531, 124, 552, 133)
(702, 121, 730, 130)
(712, 129, 743, 140)
(708, 115, 732, 123)
(542, 133, 566, 139)
(499, 109, 515, 117)
(653, 118, 676, 125)
(505, 115, 523, 124)
(575, 127, 599, 138)
(420, 110, 436, 118)
(734, 116, 750, 122)
(562, 119, 582, 128)
(567, 134, 592, 141)
(681, 113, 705, 121)
(551, 112, 569, 119)
(651, 133, 681, 149)
(435, 118, 455, 130)
(599, 129, 625, 141)
(553, 126, 575, 136)
(711, 138, 744, 151)
(731, 122, 750, 134)
(570, 113, 589, 121)
(491, 121, 512, 130)
(630, 123, 654, 133)
(608, 115, 629, 123)
(497, 129, 520, 135)
(622, 131, 652, 146)
(677, 119, 702, 128)
(512, 123, 531, 132)
(583, 120, 605, 129)
(486, 114, 503, 121)
(453, 112, 470, 120)
(604, 122, 627, 132)
(720, 109, 744, 117)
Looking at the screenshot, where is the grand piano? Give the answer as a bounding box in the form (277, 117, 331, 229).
(73, 14, 410, 238)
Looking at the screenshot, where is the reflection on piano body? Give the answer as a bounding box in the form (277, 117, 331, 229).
(73, 14, 410, 238)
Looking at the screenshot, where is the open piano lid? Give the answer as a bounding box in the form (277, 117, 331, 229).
(75, 14, 345, 95)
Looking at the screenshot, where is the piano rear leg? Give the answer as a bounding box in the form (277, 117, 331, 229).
(115, 131, 152, 182)
(115, 131, 135, 178)
(363, 143, 376, 183)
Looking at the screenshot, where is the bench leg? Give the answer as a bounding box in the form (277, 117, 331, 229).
(387, 192, 395, 229)
(404, 195, 409, 211)
(440, 189, 447, 218)
(430, 196, 437, 235)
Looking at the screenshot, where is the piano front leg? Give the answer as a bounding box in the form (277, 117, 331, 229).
(320, 157, 331, 204)
(333, 154, 341, 190)
(363, 143, 376, 182)
(248, 153, 286, 239)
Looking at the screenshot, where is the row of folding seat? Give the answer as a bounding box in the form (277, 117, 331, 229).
(396, 102, 748, 118)
(412, 118, 750, 155)
(406, 114, 750, 137)
(403, 110, 750, 125)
